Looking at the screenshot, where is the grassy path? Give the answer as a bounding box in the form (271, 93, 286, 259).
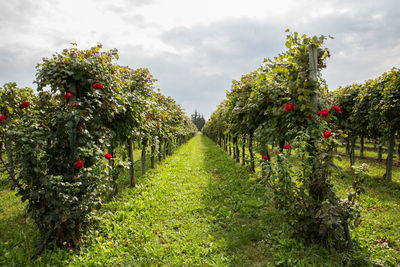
(39, 134, 272, 266)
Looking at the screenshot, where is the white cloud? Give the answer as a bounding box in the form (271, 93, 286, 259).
(1, 0, 400, 118)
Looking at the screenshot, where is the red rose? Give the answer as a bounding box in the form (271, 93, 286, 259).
(37, 124, 44, 127)
(284, 103, 295, 112)
(262, 155, 269, 161)
(92, 83, 103, 89)
(64, 92, 72, 100)
(74, 161, 84, 169)
(0, 115, 6, 124)
(19, 101, 30, 110)
(324, 131, 332, 139)
(283, 144, 291, 149)
(332, 105, 341, 114)
(104, 153, 112, 160)
(318, 109, 329, 118)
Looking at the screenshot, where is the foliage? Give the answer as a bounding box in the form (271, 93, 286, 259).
(1, 44, 196, 247)
(5, 45, 120, 245)
(3, 134, 392, 266)
(204, 31, 365, 247)
(0, 83, 36, 177)
(331, 67, 400, 180)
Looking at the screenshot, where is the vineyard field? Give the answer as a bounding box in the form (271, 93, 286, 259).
(1, 134, 399, 265)
(1, 31, 400, 266)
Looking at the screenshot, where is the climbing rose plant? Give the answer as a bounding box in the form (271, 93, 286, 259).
(8, 45, 120, 246)
(205, 31, 364, 247)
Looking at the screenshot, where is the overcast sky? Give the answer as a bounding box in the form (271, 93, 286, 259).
(1, 0, 399, 118)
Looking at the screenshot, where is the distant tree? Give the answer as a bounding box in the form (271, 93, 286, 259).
(190, 109, 205, 131)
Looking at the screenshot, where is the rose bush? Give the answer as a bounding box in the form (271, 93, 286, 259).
(204, 31, 363, 248)
(6, 44, 197, 248)
(8, 45, 120, 245)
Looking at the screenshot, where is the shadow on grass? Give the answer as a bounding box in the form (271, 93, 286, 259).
(199, 136, 277, 266)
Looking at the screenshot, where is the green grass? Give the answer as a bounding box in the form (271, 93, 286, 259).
(334, 158, 400, 266)
(1, 135, 399, 266)
(0, 173, 40, 265)
(30, 134, 274, 266)
(0, 147, 160, 266)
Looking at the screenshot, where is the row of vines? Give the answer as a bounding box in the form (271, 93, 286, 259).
(0, 45, 197, 249)
(203, 31, 373, 248)
(331, 69, 400, 181)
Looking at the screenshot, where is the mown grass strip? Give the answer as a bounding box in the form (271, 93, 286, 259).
(30, 134, 272, 266)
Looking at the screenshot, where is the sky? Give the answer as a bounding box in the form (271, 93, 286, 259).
(1, 0, 400, 119)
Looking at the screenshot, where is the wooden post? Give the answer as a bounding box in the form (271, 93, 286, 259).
(350, 137, 356, 167)
(127, 138, 136, 187)
(158, 138, 162, 163)
(308, 44, 319, 110)
(141, 137, 148, 175)
(242, 136, 246, 166)
(377, 143, 383, 160)
(249, 132, 255, 172)
(228, 136, 232, 156)
(385, 131, 395, 181)
(163, 139, 166, 159)
(232, 137, 236, 159)
(234, 137, 239, 163)
(150, 140, 155, 169)
(167, 140, 171, 155)
(397, 141, 400, 161)
(307, 44, 319, 174)
(360, 135, 364, 158)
